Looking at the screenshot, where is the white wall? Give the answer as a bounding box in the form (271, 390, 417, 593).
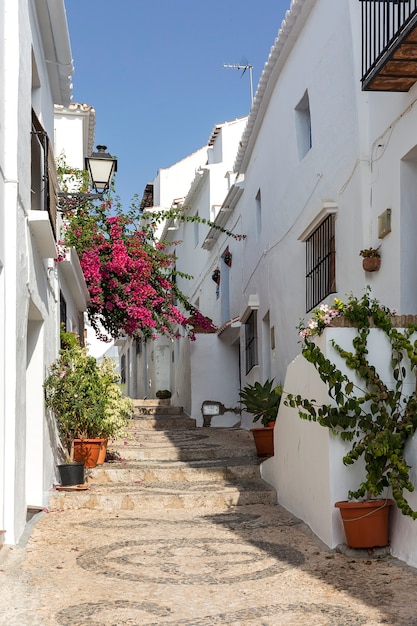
(262, 326, 417, 567)
(154, 147, 208, 210)
(190, 334, 240, 427)
(1, 0, 73, 544)
(231, 0, 369, 390)
(128, 119, 247, 408)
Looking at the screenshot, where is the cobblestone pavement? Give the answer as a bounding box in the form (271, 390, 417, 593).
(1, 502, 417, 625)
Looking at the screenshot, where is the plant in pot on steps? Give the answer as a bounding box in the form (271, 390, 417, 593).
(286, 290, 417, 549)
(44, 329, 133, 484)
(93, 356, 134, 464)
(239, 379, 283, 457)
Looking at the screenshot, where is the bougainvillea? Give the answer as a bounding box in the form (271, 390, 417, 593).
(57, 168, 244, 341)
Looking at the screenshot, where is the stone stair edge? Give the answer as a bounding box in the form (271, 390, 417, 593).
(49, 400, 277, 512)
(132, 398, 172, 406)
(90, 457, 261, 469)
(48, 482, 277, 511)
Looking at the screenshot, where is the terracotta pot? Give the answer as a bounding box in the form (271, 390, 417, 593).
(251, 426, 274, 458)
(73, 438, 105, 468)
(362, 257, 381, 272)
(335, 499, 393, 548)
(97, 438, 108, 465)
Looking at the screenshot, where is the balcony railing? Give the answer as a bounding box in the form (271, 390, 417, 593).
(361, 0, 417, 91)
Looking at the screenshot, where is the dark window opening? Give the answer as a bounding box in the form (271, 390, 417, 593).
(245, 311, 258, 374)
(306, 213, 336, 311)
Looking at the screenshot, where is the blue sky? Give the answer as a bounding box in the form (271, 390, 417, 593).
(65, 1, 291, 210)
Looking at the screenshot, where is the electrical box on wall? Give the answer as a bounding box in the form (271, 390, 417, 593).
(378, 208, 391, 239)
(202, 401, 222, 416)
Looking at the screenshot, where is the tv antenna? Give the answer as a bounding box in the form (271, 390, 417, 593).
(223, 61, 254, 106)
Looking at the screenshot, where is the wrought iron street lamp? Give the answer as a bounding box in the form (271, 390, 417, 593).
(58, 145, 118, 212)
(85, 145, 118, 194)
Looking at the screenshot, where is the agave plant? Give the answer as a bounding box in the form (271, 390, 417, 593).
(239, 379, 283, 427)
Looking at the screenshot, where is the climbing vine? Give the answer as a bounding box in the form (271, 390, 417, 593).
(285, 289, 417, 518)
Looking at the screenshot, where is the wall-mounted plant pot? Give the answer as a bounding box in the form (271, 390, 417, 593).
(335, 499, 393, 548)
(362, 257, 381, 272)
(57, 462, 85, 486)
(251, 426, 274, 458)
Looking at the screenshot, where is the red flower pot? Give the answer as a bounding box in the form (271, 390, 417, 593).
(251, 426, 274, 458)
(362, 257, 381, 272)
(335, 499, 393, 548)
(73, 438, 105, 468)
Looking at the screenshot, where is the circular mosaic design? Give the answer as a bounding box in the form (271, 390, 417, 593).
(79, 512, 269, 531)
(77, 537, 305, 584)
(56, 600, 367, 626)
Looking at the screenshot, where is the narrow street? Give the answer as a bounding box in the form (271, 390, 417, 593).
(1, 401, 417, 626)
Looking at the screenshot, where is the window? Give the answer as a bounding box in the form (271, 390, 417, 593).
(305, 213, 336, 311)
(120, 354, 126, 384)
(31, 110, 58, 235)
(60, 293, 67, 330)
(245, 311, 258, 374)
(295, 90, 312, 159)
(256, 189, 262, 238)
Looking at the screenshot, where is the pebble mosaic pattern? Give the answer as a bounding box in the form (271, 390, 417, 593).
(76, 537, 305, 584)
(3, 415, 417, 626)
(56, 600, 368, 626)
(78, 511, 285, 531)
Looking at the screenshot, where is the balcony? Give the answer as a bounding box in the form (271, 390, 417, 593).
(362, 0, 417, 91)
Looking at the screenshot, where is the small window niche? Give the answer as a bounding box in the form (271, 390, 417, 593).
(295, 90, 312, 160)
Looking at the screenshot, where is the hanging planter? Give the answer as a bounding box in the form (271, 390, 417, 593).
(212, 268, 221, 285)
(223, 250, 232, 268)
(362, 256, 381, 272)
(360, 247, 381, 272)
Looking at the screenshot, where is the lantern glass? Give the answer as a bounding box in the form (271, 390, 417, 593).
(85, 145, 117, 194)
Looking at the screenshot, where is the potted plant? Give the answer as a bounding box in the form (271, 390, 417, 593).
(156, 389, 172, 400)
(286, 290, 417, 548)
(92, 357, 134, 464)
(239, 379, 283, 457)
(44, 330, 133, 479)
(223, 249, 232, 267)
(212, 268, 221, 285)
(359, 246, 381, 272)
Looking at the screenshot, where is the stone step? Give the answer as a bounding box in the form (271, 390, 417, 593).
(128, 415, 196, 430)
(87, 457, 263, 485)
(132, 398, 172, 407)
(108, 428, 256, 462)
(106, 446, 256, 462)
(132, 399, 185, 417)
(48, 479, 277, 512)
(48, 422, 276, 512)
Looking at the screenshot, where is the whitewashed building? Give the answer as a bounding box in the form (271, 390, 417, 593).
(230, 0, 417, 568)
(119, 144, 210, 399)
(125, 0, 417, 568)
(54, 102, 94, 340)
(121, 118, 247, 426)
(53, 102, 118, 364)
(0, 1, 90, 545)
